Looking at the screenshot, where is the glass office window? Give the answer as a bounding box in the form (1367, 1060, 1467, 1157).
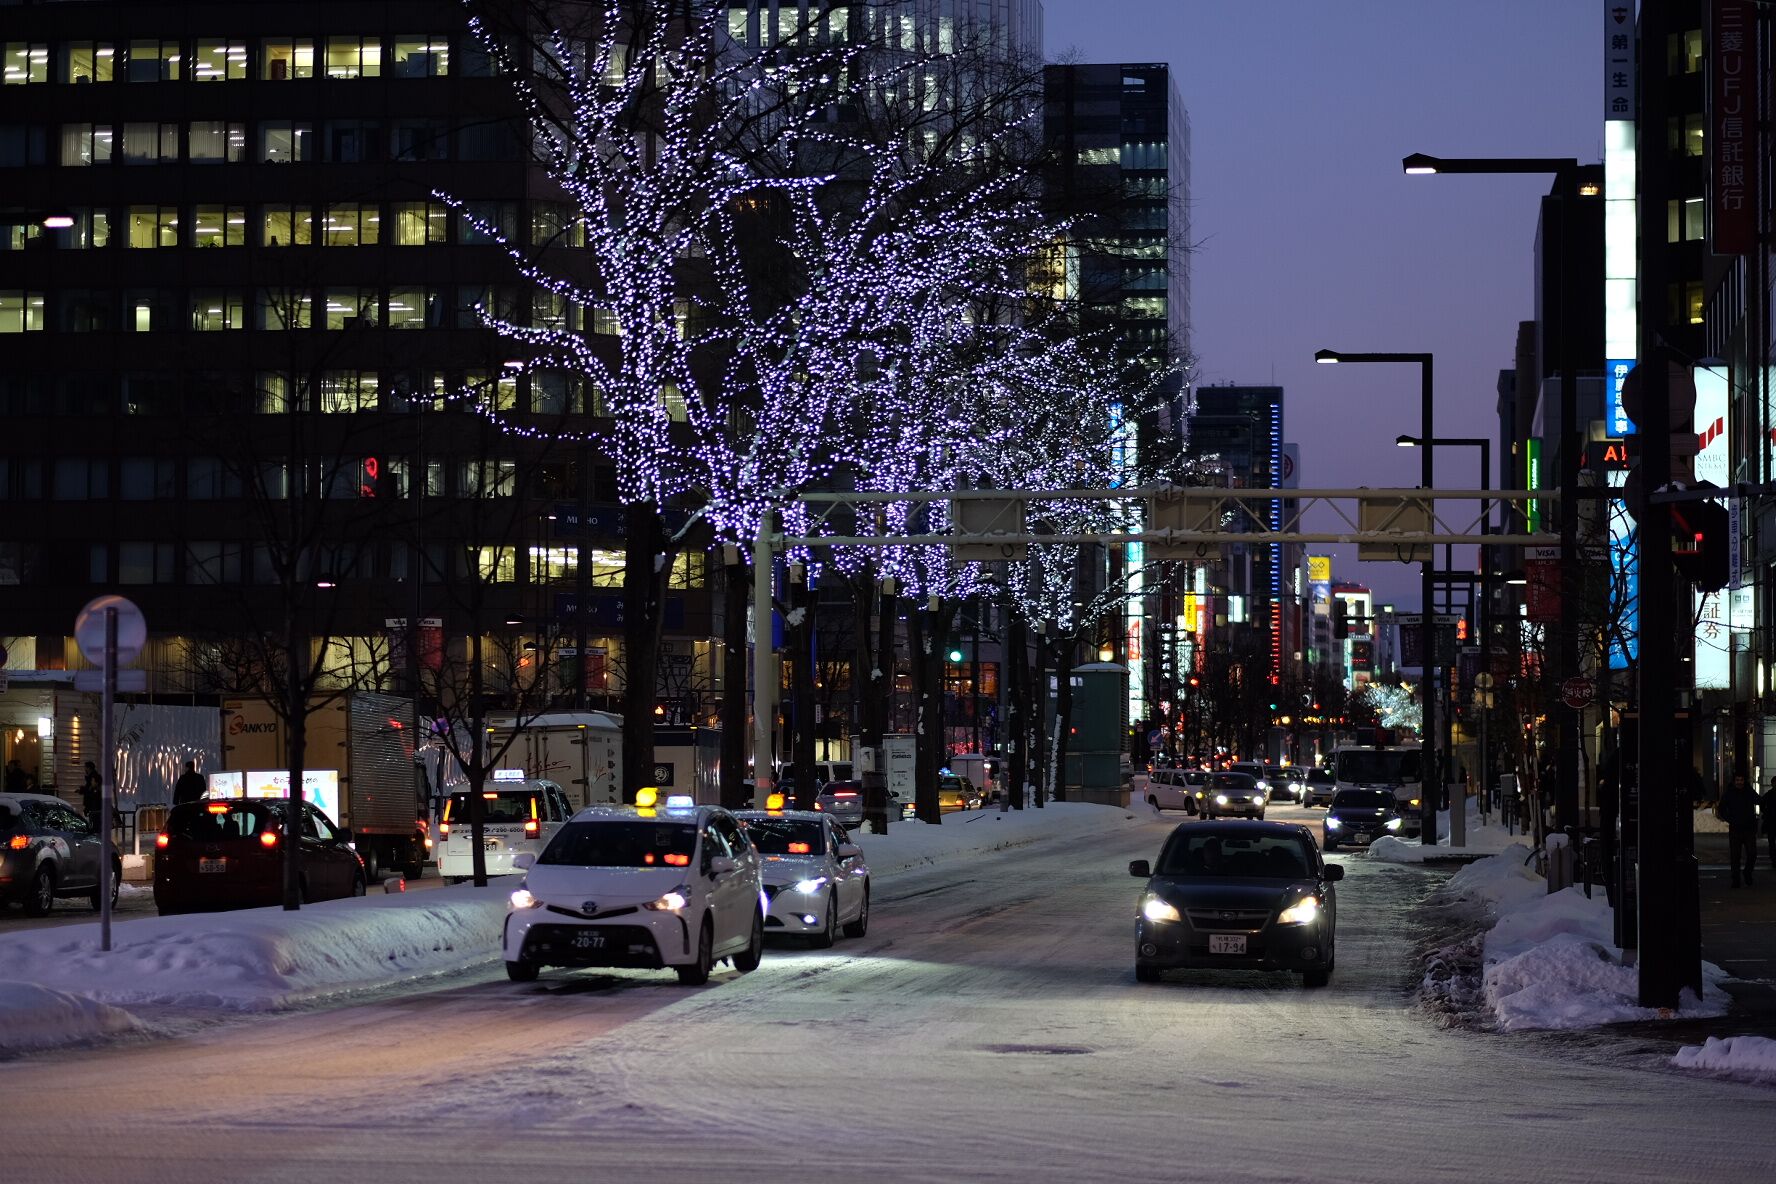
(125, 41, 182, 82)
(188, 121, 246, 163)
(531, 202, 585, 248)
(318, 371, 379, 412)
(122, 122, 179, 165)
(391, 202, 448, 245)
(119, 542, 175, 584)
(188, 458, 243, 499)
(259, 121, 313, 163)
(459, 200, 517, 244)
(0, 290, 45, 332)
(323, 287, 379, 329)
(190, 290, 247, 331)
(192, 39, 247, 81)
(0, 214, 40, 252)
(3, 43, 48, 84)
(124, 290, 175, 332)
(387, 287, 441, 329)
(59, 123, 113, 166)
(126, 206, 179, 248)
(53, 459, 108, 499)
(120, 458, 176, 500)
(0, 124, 45, 167)
(58, 290, 112, 332)
(255, 373, 291, 414)
(256, 288, 312, 330)
(325, 36, 382, 79)
(392, 36, 450, 77)
(55, 208, 109, 249)
(59, 42, 115, 84)
(323, 120, 381, 162)
(187, 541, 243, 584)
(260, 205, 313, 246)
(391, 119, 449, 161)
(321, 204, 379, 246)
(261, 38, 313, 80)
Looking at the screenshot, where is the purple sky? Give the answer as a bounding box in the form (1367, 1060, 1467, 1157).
(1043, 1, 1600, 608)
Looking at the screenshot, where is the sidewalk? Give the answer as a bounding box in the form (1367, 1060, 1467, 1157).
(1694, 827, 1776, 1025)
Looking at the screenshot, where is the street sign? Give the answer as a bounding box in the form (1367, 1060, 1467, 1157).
(75, 595, 146, 667)
(1561, 676, 1596, 710)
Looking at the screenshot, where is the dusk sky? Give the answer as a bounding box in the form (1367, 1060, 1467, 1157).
(1044, 1, 1600, 608)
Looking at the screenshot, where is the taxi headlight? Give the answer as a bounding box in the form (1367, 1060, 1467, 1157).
(643, 889, 689, 912)
(1142, 895, 1182, 923)
(1215, 794, 1229, 805)
(509, 888, 541, 910)
(1385, 817, 1403, 831)
(1278, 897, 1320, 925)
(793, 877, 828, 895)
(1324, 817, 1342, 830)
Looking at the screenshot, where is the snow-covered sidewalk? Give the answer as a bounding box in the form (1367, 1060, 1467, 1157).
(1428, 843, 1730, 1031)
(1366, 800, 1524, 864)
(0, 801, 1149, 1056)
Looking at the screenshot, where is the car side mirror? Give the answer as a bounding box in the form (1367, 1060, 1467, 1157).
(513, 852, 536, 870)
(1323, 864, 1344, 882)
(708, 855, 737, 877)
(837, 842, 862, 859)
(1129, 859, 1151, 878)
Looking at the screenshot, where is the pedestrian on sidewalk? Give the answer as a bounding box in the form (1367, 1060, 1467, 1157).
(80, 760, 102, 819)
(172, 761, 206, 806)
(1719, 771, 1759, 888)
(1761, 777, 1776, 874)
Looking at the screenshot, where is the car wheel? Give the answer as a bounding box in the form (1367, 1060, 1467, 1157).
(88, 862, 121, 911)
(351, 872, 367, 897)
(732, 908, 764, 973)
(359, 845, 380, 881)
(677, 917, 714, 986)
(843, 885, 870, 938)
(446, 876, 466, 885)
(1135, 963, 1161, 983)
(1147, 794, 1159, 809)
(24, 866, 55, 917)
(810, 892, 837, 949)
(505, 959, 539, 983)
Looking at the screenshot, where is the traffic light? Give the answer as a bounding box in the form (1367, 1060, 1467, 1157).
(1671, 495, 1730, 592)
(946, 647, 964, 663)
(1332, 598, 1349, 640)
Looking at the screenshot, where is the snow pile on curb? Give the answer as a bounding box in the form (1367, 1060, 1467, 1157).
(1436, 849, 1731, 1031)
(0, 983, 146, 1054)
(1672, 1035, 1776, 1080)
(1367, 802, 1521, 864)
(856, 801, 1150, 875)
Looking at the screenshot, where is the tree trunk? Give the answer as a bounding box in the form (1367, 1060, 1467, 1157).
(282, 627, 306, 910)
(909, 599, 957, 824)
(789, 574, 818, 809)
(1005, 608, 1027, 809)
(720, 551, 749, 809)
(1051, 633, 1077, 803)
(855, 572, 890, 832)
(621, 500, 666, 803)
(468, 628, 489, 887)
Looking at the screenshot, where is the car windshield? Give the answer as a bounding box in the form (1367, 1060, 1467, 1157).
(1332, 790, 1395, 809)
(444, 792, 532, 826)
(167, 802, 271, 840)
(1335, 749, 1421, 784)
(741, 817, 826, 855)
(1157, 831, 1315, 880)
(1306, 770, 1334, 784)
(1212, 773, 1256, 789)
(538, 820, 697, 867)
(1264, 768, 1288, 781)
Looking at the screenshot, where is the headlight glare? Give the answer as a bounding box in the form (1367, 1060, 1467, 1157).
(644, 889, 689, 912)
(1215, 794, 1229, 805)
(1142, 895, 1182, 923)
(509, 888, 540, 910)
(1278, 896, 1320, 925)
(1385, 817, 1403, 831)
(793, 877, 828, 894)
(1324, 817, 1341, 830)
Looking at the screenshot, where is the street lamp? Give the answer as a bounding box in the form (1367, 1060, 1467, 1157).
(1402, 151, 1582, 838)
(1314, 348, 1440, 845)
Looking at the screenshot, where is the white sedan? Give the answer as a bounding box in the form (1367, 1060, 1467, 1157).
(735, 809, 869, 947)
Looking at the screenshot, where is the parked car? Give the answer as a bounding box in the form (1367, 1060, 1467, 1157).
(1303, 768, 1337, 808)
(1322, 789, 1407, 849)
(503, 801, 764, 985)
(1200, 772, 1266, 820)
(937, 774, 982, 812)
(735, 809, 869, 946)
(1129, 819, 1342, 987)
(438, 780, 573, 882)
(1143, 768, 1208, 813)
(815, 780, 865, 826)
(154, 799, 366, 915)
(0, 793, 120, 915)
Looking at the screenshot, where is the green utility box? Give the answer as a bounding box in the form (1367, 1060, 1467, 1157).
(1048, 662, 1130, 806)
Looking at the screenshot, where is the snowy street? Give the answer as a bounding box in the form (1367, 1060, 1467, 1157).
(6, 806, 1774, 1183)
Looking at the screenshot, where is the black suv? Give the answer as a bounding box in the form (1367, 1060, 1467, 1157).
(0, 792, 121, 915)
(1322, 789, 1405, 850)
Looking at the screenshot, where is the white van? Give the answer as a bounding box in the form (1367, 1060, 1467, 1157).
(438, 779, 573, 881)
(1143, 768, 1208, 813)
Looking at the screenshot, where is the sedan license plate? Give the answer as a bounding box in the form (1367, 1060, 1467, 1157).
(199, 857, 226, 874)
(1208, 934, 1247, 955)
(571, 932, 605, 950)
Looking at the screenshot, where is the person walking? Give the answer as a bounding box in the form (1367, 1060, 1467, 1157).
(1719, 771, 1759, 888)
(1761, 777, 1776, 875)
(172, 761, 206, 806)
(3, 759, 25, 795)
(80, 760, 102, 819)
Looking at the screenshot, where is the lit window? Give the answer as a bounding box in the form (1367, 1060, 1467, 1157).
(190, 290, 247, 331)
(255, 288, 312, 330)
(189, 121, 246, 163)
(322, 203, 380, 246)
(392, 36, 450, 77)
(318, 371, 379, 413)
(59, 123, 113, 166)
(59, 42, 115, 84)
(461, 460, 518, 498)
(471, 546, 516, 583)
(124, 290, 173, 332)
(125, 206, 179, 248)
(387, 288, 440, 329)
(1077, 145, 1120, 166)
(0, 215, 40, 252)
(392, 202, 448, 245)
(323, 287, 379, 329)
(260, 204, 313, 247)
(261, 37, 314, 80)
(260, 121, 313, 164)
(3, 43, 48, 85)
(192, 39, 247, 81)
(325, 35, 382, 79)
(192, 204, 246, 247)
(125, 41, 182, 83)
(122, 122, 179, 165)
(0, 290, 45, 332)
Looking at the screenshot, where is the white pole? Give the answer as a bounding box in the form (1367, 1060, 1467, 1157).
(752, 513, 777, 808)
(99, 606, 116, 952)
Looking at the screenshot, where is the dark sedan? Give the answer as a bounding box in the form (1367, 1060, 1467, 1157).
(1129, 820, 1341, 987)
(1322, 789, 1407, 849)
(1200, 772, 1266, 819)
(155, 799, 366, 915)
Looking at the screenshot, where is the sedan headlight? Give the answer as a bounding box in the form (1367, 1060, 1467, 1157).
(1385, 817, 1403, 831)
(1409, 798, 1421, 808)
(643, 889, 690, 912)
(1277, 896, 1320, 925)
(793, 877, 828, 894)
(1215, 794, 1229, 806)
(1142, 895, 1182, 923)
(1324, 817, 1341, 830)
(509, 888, 541, 910)
(1256, 780, 1270, 792)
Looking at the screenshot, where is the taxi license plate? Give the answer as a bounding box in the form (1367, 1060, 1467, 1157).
(572, 932, 605, 950)
(199, 857, 226, 874)
(1209, 934, 1246, 955)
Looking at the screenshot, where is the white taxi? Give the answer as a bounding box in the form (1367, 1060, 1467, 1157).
(437, 778, 572, 882)
(735, 805, 869, 947)
(502, 793, 764, 986)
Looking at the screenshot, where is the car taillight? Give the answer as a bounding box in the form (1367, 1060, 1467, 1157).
(155, 832, 169, 849)
(834, 792, 858, 798)
(438, 822, 451, 836)
(523, 819, 539, 836)
(259, 830, 278, 848)
(10, 834, 30, 850)
(663, 852, 690, 867)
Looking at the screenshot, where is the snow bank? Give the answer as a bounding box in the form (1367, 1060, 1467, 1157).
(0, 883, 508, 1019)
(1366, 801, 1521, 863)
(855, 801, 1147, 875)
(1673, 1035, 1776, 1081)
(1439, 843, 1544, 915)
(0, 983, 146, 1055)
